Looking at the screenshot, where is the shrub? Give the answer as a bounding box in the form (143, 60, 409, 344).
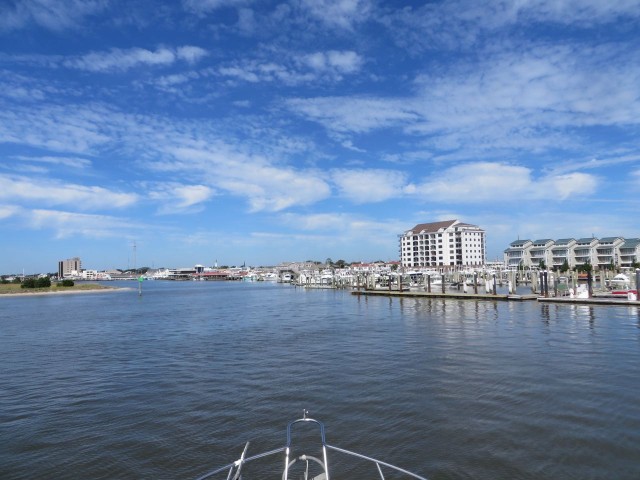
(21, 278, 36, 289)
(36, 277, 51, 288)
(61, 279, 75, 287)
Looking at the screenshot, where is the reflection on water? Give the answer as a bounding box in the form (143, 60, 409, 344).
(1, 281, 640, 480)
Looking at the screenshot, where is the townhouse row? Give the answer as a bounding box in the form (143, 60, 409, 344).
(504, 237, 640, 270)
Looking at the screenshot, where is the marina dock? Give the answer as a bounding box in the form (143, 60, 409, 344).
(351, 289, 640, 306)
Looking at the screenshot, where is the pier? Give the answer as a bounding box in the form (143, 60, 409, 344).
(350, 289, 640, 306)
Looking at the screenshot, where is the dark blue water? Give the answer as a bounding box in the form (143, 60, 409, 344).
(1, 281, 639, 479)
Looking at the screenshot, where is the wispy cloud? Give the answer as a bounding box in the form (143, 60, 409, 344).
(15, 155, 92, 169)
(0, 174, 138, 210)
(160, 145, 332, 212)
(299, 0, 372, 30)
(182, 0, 250, 15)
(286, 41, 640, 162)
(217, 49, 363, 85)
(63, 46, 208, 72)
(28, 209, 142, 239)
(411, 162, 598, 202)
(0, 103, 112, 154)
(332, 168, 408, 203)
(147, 182, 215, 214)
(380, 0, 640, 52)
(0, 204, 20, 220)
(286, 96, 419, 133)
(302, 50, 363, 74)
(0, 0, 106, 32)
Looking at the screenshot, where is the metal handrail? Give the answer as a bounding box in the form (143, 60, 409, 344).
(195, 412, 427, 480)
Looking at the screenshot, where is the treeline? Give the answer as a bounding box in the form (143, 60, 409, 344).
(19, 277, 75, 289)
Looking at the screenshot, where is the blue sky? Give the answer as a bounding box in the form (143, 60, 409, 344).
(1, 0, 639, 273)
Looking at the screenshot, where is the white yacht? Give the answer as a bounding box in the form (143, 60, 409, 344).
(195, 412, 427, 480)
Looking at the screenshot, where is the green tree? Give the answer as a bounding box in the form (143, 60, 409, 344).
(36, 276, 51, 288)
(560, 259, 569, 273)
(538, 260, 546, 270)
(576, 261, 592, 273)
(21, 278, 36, 289)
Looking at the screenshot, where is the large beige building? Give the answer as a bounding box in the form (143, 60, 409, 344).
(58, 257, 82, 278)
(399, 220, 486, 268)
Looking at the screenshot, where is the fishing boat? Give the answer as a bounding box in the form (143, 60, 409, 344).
(195, 411, 427, 480)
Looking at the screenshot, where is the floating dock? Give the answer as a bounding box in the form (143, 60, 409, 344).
(351, 290, 640, 306)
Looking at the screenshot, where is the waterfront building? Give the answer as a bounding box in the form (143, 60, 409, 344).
(529, 239, 554, 268)
(595, 237, 624, 269)
(619, 238, 640, 268)
(574, 238, 599, 268)
(551, 238, 577, 270)
(504, 239, 532, 269)
(399, 220, 486, 268)
(505, 235, 639, 270)
(58, 257, 82, 278)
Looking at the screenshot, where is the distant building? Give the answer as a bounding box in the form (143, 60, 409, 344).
(399, 219, 486, 268)
(58, 257, 82, 278)
(504, 236, 640, 270)
(504, 239, 533, 269)
(619, 238, 640, 268)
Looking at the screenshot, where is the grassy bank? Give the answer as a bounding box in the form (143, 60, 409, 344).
(0, 283, 111, 295)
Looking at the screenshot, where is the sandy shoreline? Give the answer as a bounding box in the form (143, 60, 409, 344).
(0, 287, 134, 298)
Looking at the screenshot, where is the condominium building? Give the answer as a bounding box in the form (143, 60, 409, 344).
(58, 257, 82, 278)
(619, 239, 640, 267)
(595, 237, 624, 269)
(504, 236, 640, 269)
(551, 238, 577, 269)
(504, 239, 533, 268)
(399, 220, 486, 268)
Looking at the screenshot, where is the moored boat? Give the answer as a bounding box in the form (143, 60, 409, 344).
(195, 412, 427, 480)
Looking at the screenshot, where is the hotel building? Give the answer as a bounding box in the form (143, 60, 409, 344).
(58, 257, 82, 278)
(399, 220, 486, 268)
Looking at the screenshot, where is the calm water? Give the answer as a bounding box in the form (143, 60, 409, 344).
(1, 281, 639, 479)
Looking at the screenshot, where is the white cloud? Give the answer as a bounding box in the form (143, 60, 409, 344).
(332, 168, 408, 203)
(277, 212, 410, 251)
(286, 96, 419, 133)
(380, 0, 640, 52)
(156, 145, 332, 212)
(217, 50, 363, 86)
(278, 212, 352, 231)
(0, 103, 112, 154)
(147, 183, 214, 214)
(286, 42, 640, 160)
(0, 0, 106, 32)
(182, 0, 249, 15)
(64, 46, 208, 72)
(0, 175, 138, 210)
(413, 162, 598, 202)
(176, 46, 209, 64)
(299, 0, 372, 30)
(303, 50, 363, 74)
(15, 155, 91, 169)
(0, 204, 20, 219)
(28, 209, 141, 239)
